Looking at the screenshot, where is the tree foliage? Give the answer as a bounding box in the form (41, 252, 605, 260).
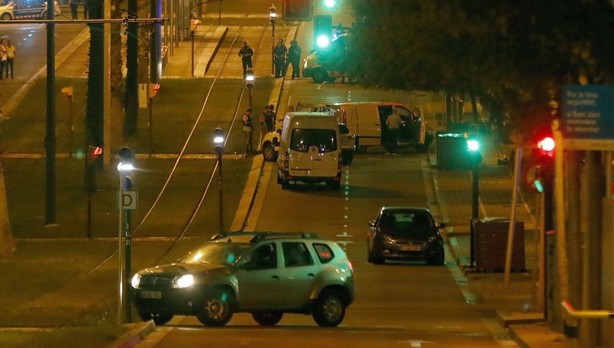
(348, 0, 614, 135)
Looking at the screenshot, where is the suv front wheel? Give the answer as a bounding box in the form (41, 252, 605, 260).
(312, 290, 346, 327)
(196, 287, 235, 326)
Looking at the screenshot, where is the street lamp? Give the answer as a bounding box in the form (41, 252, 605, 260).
(269, 4, 277, 75)
(117, 146, 134, 324)
(467, 137, 481, 268)
(245, 69, 254, 110)
(213, 128, 224, 234)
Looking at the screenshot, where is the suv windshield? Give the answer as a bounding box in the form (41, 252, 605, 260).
(290, 129, 337, 153)
(180, 243, 250, 265)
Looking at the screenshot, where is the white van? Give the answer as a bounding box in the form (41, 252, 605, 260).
(276, 112, 341, 190)
(309, 102, 432, 153)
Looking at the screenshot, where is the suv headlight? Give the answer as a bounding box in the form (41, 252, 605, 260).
(131, 274, 141, 289)
(173, 274, 195, 289)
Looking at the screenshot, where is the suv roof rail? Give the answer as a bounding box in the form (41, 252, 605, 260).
(211, 231, 320, 242)
(250, 232, 320, 242)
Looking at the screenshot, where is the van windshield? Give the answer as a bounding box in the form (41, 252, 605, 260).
(290, 129, 337, 153)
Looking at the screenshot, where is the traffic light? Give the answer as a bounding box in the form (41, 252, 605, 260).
(86, 145, 103, 165)
(283, 0, 313, 21)
(537, 136, 555, 158)
(323, 0, 337, 10)
(118, 146, 135, 172)
(314, 14, 333, 50)
(466, 137, 482, 163)
(527, 135, 555, 193)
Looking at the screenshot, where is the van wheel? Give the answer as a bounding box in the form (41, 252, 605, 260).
(330, 180, 340, 191)
(281, 179, 290, 190)
(341, 152, 353, 165)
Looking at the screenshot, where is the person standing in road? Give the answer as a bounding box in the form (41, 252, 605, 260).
(238, 41, 253, 78)
(242, 107, 254, 156)
(69, 0, 79, 19)
(0, 40, 7, 80)
(82, 0, 89, 19)
(273, 39, 287, 78)
(5, 40, 15, 79)
(260, 105, 276, 133)
(287, 40, 301, 79)
(385, 108, 403, 154)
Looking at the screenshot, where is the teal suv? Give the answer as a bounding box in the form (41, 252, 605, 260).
(131, 232, 355, 327)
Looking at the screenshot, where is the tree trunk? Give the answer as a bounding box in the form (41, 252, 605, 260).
(0, 160, 16, 259)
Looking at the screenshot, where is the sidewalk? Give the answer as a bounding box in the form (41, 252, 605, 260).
(429, 140, 566, 347)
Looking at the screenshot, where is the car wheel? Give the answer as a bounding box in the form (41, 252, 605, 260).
(252, 311, 283, 326)
(312, 68, 330, 83)
(330, 180, 340, 191)
(428, 249, 445, 266)
(312, 290, 346, 327)
(196, 287, 234, 326)
(262, 142, 277, 161)
(342, 152, 353, 165)
(138, 312, 173, 326)
(1, 13, 11, 20)
(372, 254, 385, 265)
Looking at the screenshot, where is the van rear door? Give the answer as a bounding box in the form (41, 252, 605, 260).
(288, 128, 339, 178)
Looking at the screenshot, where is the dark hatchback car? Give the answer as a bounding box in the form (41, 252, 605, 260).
(367, 207, 446, 265)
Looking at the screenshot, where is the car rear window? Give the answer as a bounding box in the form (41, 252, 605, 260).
(313, 243, 334, 263)
(290, 129, 337, 153)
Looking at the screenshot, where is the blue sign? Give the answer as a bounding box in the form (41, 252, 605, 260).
(562, 85, 614, 140)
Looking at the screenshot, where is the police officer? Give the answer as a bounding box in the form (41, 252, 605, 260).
(238, 41, 254, 78)
(273, 39, 287, 78)
(287, 40, 302, 79)
(242, 107, 254, 156)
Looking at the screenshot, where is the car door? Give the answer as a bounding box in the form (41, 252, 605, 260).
(234, 242, 285, 310)
(278, 242, 320, 308)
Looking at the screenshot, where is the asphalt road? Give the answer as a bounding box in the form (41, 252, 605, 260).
(132, 76, 515, 347)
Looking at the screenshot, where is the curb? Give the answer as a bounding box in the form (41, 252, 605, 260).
(109, 320, 155, 348)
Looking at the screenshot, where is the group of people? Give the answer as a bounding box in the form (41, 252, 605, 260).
(274, 39, 302, 79)
(0, 39, 16, 80)
(238, 39, 302, 79)
(241, 104, 278, 157)
(69, 0, 90, 20)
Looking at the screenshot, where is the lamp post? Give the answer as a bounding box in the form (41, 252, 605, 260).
(245, 69, 254, 110)
(213, 128, 224, 234)
(467, 138, 481, 268)
(117, 147, 134, 324)
(269, 4, 276, 75)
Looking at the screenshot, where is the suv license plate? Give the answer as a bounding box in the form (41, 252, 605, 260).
(141, 290, 162, 299)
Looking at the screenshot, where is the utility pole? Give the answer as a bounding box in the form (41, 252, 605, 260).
(45, 0, 56, 225)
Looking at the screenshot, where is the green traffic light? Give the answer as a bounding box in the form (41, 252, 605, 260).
(316, 35, 331, 48)
(323, 0, 336, 9)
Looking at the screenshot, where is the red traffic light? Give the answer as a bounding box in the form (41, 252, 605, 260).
(90, 146, 103, 159)
(537, 136, 555, 153)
